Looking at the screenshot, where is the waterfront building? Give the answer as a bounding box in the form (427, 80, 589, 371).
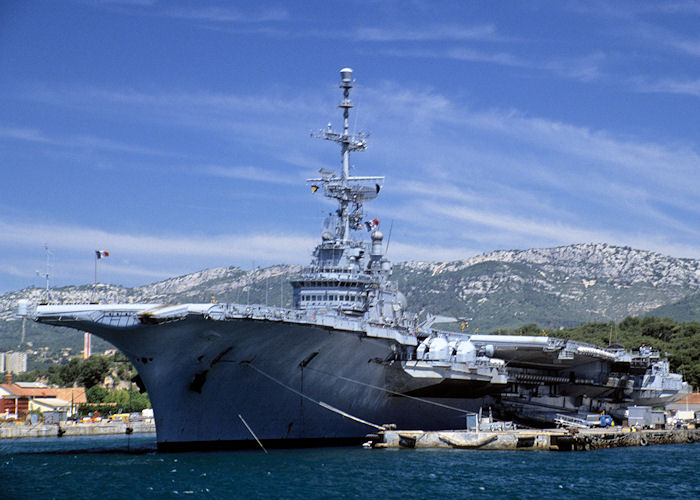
(0, 374, 86, 419)
(0, 352, 27, 374)
(667, 393, 700, 413)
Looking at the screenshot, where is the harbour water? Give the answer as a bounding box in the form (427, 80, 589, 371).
(1, 435, 699, 499)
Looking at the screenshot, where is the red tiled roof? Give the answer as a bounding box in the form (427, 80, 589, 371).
(54, 388, 87, 404)
(0, 384, 87, 402)
(0, 383, 56, 398)
(674, 393, 700, 405)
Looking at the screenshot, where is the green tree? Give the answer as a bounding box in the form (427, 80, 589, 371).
(41, 355, 113, 388)
(519, 323, 541, 335)
(86, 385, 109, 403)
(77, 356, 111, 388)
(52, 358, 82, 386)
(104, 390, 151, 413)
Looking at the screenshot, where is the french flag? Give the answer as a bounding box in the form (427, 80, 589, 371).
(96, 250, 110, 259)
(365, 218, 379, 231)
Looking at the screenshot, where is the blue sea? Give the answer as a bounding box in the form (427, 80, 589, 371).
(1, 434, 699, 499)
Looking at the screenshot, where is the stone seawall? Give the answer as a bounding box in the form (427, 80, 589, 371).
(0, 421, 155, 439)
(372, 427, 700, 451)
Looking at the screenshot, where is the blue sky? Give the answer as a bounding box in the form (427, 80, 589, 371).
(1, 1, 700, 292)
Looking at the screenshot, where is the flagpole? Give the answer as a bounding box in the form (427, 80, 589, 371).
(93, 250, 109, 303)
(93, 251, 98, 302)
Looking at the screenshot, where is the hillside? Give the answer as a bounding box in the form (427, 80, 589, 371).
(395, 243, 700, 331)
(1, 243, 699, 354)
(648, 292, 700, 322)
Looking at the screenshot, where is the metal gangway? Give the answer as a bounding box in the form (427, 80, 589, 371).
(554, 414, 592, 429)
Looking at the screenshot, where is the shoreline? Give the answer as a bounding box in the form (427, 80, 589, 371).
(0, 420, 155, 439)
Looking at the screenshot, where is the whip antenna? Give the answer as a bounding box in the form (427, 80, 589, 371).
(385, 220, 394, 256)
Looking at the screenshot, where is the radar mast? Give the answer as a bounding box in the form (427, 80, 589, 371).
(310, 68, 383, 242)
(292, 68, 404, 320)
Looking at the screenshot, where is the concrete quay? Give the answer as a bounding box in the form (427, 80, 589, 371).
(371, 427, 700, 451)
(0, 420, 155, 439)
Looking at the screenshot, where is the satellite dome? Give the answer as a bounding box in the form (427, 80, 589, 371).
(371, 230, 383, 241)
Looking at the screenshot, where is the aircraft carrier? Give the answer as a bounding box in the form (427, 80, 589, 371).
(18, 68, 689, 450)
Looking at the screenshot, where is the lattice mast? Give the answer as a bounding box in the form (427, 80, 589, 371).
(310, 68, 382, 242)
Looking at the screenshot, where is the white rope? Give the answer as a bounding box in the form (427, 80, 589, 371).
(305, 365, 471, 414)
(238, 414, 268, 453)
(243, 362, 384, 431)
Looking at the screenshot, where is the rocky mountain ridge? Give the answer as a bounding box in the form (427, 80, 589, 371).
(394, 243, 700, 331)
(1, 243, 699, 332)
(407, 243, 700, 287)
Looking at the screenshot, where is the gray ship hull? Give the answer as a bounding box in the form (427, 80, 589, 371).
(26, 300, 690, 449)
(72, 315, 480, 449)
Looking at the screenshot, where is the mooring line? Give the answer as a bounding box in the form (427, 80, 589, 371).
(304, 365, 470, 414)
(238, 413, 268, 454)
(242, 361, 384, 431)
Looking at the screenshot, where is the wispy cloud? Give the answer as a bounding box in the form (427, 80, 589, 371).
(35, 86, 306, 113)
(367, 83, 700, 183)
(355, 24, 498, 42)
(387, 240, 477, 263)
(607, 18, 700, 97)
(588, 8, 700, 61)
(79, 1, 287, 24)
(23, 85, 323, 130)
(10, 79, 700, 274)
(0, 219, 313, 260)
(0, 215, 479, 284)
(359, 83, 700, 257)
(545, 52, 605, 82)
(0, 127, 55, 144)
(628, 1, 700, 15)
(164, 6, 288, 24)
(0, 263, 27, 279)
(379, 47, 605, 83)
(565, 1, 700, 19)
(381, 47, 529, 69)
(0, 126, 171, 157)
(78, 0, 157, 6)
(633, 21, 700, 59)
(19, 79, 700, 214)
(422, 200, 609, 244)
(446, 107, 700, 190)
(8, 256, 173, 284)
(17, 84, 331, 165)
(202, 165, 298, 185)
(666, 37, 700, 57)
(632, 76, 700, 97)
(390, 196, 700, 261)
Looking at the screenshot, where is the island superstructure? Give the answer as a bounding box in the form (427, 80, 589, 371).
(18, 68, 689, 450)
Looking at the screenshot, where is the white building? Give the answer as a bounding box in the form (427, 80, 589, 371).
(2, 352, 27, 374)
